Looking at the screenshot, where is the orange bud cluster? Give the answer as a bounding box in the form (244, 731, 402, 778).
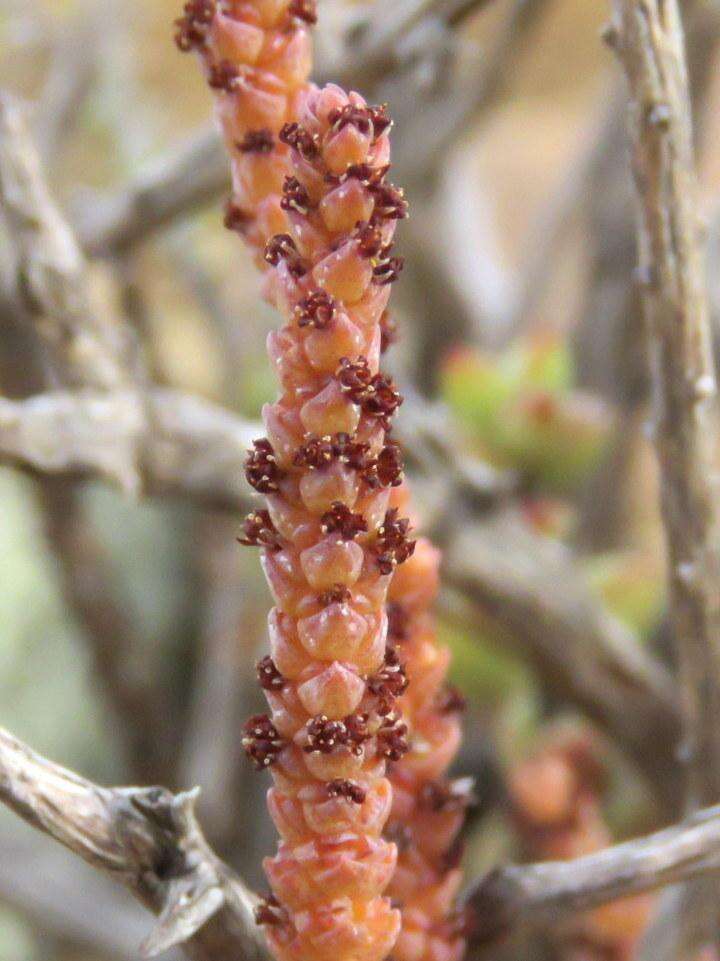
(508, 727, 652, 961)
(176, 5, 465, 961)
(384, 485, 471, 961)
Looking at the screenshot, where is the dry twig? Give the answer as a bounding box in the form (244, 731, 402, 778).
(612, 0, 720, 950)
(467, 802, 720, 946)
(0, 388, 257, 512)
(0, 93, 134, 391)
(0, 726, 267, 961)
(612, 0, 720, 825)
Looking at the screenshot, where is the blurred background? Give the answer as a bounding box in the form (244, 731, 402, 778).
(1, 0, 720, 959)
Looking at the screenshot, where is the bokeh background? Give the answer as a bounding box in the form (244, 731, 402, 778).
(2, 0, 720, 959)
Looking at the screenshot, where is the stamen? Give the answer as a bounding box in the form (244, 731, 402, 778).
(294, 290, 337, 329)
(207, 60, 239, 92)
(373, 508, 416, 574)
(174, 0, 215, 52)
(327, 779, 367, 804)
(245, 438, 284, 493)
(264, 233, 308, 277)
(281, 176, 312, 215)
(279, 122, 320, 161)
(320, 502, 368, 540)
(242, 714, 284, 769)
(238, 510, 282, 551)
(257, 655, 285, 691)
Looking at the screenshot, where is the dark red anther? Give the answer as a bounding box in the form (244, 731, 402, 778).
(334, 433, 371, 469)
(345, 712, 371, 754)
(294, 434, 336, 469)
(174, 0, 215, 52)
(367, 374, 404, 427)
(254, 893, 288, 927)
(294, 290, 337, 329)
(368, 103, 393, 140)
(329, 102, 392, 144)
(373, 255, 404, 286)
(288, 0, 318, 24)
(304, 716, 346, 754)
(327, 779, 367, 804)
(337, 356, 374, 401)
(242, 714, 284, 769)
(362, 442, 404, 489)
(318, 584, 352, 607)
(379, 310, 397, 354)
(264, 233, 307, 277)
(371, 182, 409, 221)
(373, 508, 416, 574)
(337, 358, 404, 428)
(294, 431, 370, 471)
(368, 647, 408, 714)
(344, 163, 390, 187)
(237, 129, 274, 153)
(224, 198, 252, 234)
(354, 221, 385, 259)
(207, 59, 239, 91)
(377, 712, 409, 761)
(281, 176, 312, 215)
(238, 510, 282, 551)
(257, 655, 285, 692)
(436, 685, 467, 714)
(245, 438, 284, 494)
(387, 602, 410, 643)
(320, 502, 368, 540)
(279, 122, 320, 160)
(328, 103, 374, 137)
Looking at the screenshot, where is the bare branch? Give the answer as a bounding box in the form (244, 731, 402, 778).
(0, 93, 134, 390)
(0, 725, 267, 961)
(613, 0, 720, 809)
(466, 803, 720, 946)
(77, 130, 231, 257)
(612, 3, 720, 950)
(0, 388, 256, 512)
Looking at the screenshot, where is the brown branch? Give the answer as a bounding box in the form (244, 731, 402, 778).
(466, 802, 720, 946)
(0, 388, 257, 512)
(0, 725, 267, 961)
(0, 92, 134, 390)
(443, 509, 682, 809)
(613, 0, 720, 808)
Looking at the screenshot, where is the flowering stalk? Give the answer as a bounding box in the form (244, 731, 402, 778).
(175, 4, 467, 961)
(508, 726, 652, 961)
(176, 5, 413, 961)
(384, 485, 470, 961)
(175, 0, 316, 258)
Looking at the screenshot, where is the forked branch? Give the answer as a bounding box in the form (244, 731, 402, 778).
(0, 726, 267, 961)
